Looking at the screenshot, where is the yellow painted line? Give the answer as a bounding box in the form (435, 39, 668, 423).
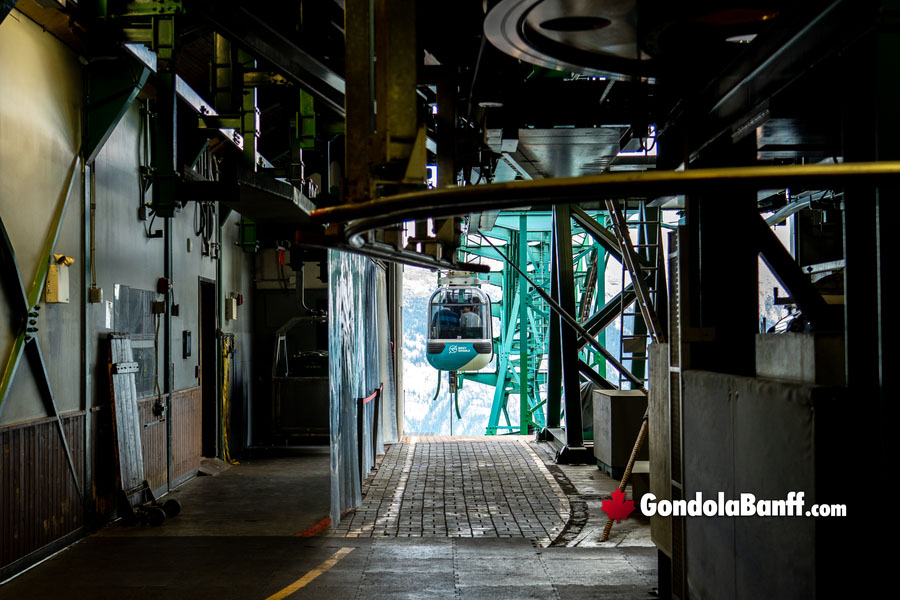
(264, 547, 355, 600)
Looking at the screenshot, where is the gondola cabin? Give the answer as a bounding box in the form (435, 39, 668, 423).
(426, 286, 493, 371)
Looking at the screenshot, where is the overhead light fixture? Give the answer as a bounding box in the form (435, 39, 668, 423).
(726, 34, 758, 44)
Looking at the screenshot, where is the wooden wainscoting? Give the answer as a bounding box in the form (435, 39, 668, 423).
(171, 386, 201, 487)
(0, 412, 85, 574)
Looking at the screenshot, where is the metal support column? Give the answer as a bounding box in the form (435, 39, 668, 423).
(344, 0, 374, 203)
(436, 71, 456, 188)
(552, 205, 590, 462)
(239, 48, 260, 169)
(82, 159, 93, 520)
(152, 15, 178, 482)
(518, 215, 529, 434)
(545, 221, 561, 430)
(839, 9, 897, 587)
(686, 135, 759, 376)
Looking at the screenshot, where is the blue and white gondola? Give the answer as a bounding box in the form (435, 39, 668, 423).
(425, 286, 493, 371)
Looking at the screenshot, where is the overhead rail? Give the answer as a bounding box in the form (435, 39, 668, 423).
(312, 161, 900, 234)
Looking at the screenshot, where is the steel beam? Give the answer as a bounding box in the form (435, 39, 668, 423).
(518, 215, 529, 434)
(1, 155, 80, 410)
(553, 205, 584, 448)
(578, 360, 615, 390)
(195, 0, 345, 117)
(839, 19, 897, 564)
(487, 293, 519, 435)
(151, 19, 178, 218)
(480, 233, 645, 391)
(374, 0, 418, 165)
(0, 157, 83, 501)
(577, 285, 637, 349)
(546, 224, 561, 429)
(344, 0, 374, 202)
(83, 57, 151, 163)
(755, 214, 833, 330)
(571, 206, 622, 263)
(685, 136, 759, 376)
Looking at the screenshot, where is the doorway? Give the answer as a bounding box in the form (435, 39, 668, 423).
(199, 278, 217, 457)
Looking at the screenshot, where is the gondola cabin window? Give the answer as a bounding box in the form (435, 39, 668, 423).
(429, 288, 491, 340)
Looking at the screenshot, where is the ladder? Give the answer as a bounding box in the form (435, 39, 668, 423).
(609, 199, 665, 390)
(579, 248, 600, 325)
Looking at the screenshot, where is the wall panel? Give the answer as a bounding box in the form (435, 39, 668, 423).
(0, 10, 83, 425)
(137, 397, 168, 495)
(0, 413, 84, 573)
(171, 386, 201, 486)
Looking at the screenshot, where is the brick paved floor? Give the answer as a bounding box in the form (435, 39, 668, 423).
(329, 437, 570, 545)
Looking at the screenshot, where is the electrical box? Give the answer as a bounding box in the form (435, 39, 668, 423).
(226, 297, 238, 320)
(592, 389, 648, 475)
(46, 262, 70, 303)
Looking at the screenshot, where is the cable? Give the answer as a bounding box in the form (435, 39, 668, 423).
(431, 370, 442, 402)
(221, 335, 239, 465)
(145, 211, 157, 238)
(193, 200, 203, 236)
(90, 166, 97, 287)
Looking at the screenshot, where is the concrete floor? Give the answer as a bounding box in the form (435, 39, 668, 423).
(98, 448, 332, 538)
(0, 440, 657, 599)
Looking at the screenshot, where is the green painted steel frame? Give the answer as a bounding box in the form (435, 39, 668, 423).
(460, 210, 613, 436)
(0, 155, 84, 502)
(456, 205, 662, 444)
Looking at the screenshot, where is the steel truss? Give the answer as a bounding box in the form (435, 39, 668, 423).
(454, 207, 660, 460)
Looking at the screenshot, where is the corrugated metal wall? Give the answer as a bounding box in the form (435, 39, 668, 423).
(0, 413, 84, 571)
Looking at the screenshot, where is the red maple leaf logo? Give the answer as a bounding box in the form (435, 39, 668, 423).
(601, 489, 635, 523)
